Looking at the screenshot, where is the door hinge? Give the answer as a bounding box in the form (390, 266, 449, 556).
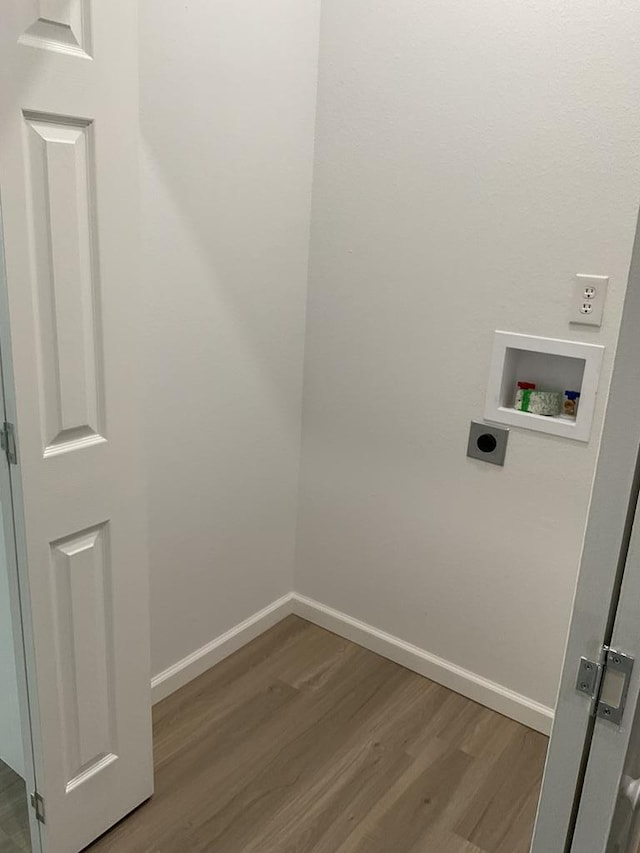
(30, 791, 45, 824)
(576, 646, 634, 725)
(0, 421, 17, 465)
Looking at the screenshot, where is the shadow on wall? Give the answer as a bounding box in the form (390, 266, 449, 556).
(137, 0, 319, 675)
(138, 2, 315, 421)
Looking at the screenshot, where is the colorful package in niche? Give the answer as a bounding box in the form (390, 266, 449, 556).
(518, 389, 563, 417)
(563, 390, 581, 418)
(514, 381, 536, 409)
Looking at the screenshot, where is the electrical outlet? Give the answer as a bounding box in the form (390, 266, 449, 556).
(571, 274, 609, 327)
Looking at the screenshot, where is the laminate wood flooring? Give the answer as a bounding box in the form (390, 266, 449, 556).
(0, 759, 30, 853)
(88, 615, 548, 853)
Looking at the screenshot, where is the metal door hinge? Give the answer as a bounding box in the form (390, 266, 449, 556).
(30, 791, 45, 824)
(577, 647, 634, 725)
(0, 421, 17, 464)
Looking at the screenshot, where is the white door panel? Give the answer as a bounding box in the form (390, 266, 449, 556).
(0, 3, 153, 852)
(19, 1, 91, 56)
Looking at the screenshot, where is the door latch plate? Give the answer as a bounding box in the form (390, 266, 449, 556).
(597, 649, 634, 725)
(576, 648, 634, 726)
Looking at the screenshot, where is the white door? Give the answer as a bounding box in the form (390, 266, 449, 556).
(532, 211, 640, 851)
(604, 704, 640, 852)
(0, 3, 153, 853)
(570, 495, 640, 852)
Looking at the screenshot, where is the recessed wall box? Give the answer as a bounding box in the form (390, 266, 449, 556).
(484, 332, 604, 442)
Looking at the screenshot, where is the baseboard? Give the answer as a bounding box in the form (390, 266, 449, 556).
(151, 593, 295, 703)
(291, 593, 554, 735)
(150, 590, 554, 734)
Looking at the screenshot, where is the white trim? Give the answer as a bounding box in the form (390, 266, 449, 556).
(150, 593, 295, 703)
(291, 593, 553, 734)
(150, 590, 554, 734)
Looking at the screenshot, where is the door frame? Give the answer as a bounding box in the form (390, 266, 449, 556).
(570, 479, 640, 850)
(532, 209, 640, 850)
(0, 194, 43, 852)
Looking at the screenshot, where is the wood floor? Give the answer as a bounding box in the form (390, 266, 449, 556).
(89, 615, 548, 853)
(0, 759, 30, 853)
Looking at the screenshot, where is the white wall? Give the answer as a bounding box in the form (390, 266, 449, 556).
(0, 502, 24, 777)
(296, 0, 640, 711)
(139, 0, 640, 719)
(139, 0, 320, 678)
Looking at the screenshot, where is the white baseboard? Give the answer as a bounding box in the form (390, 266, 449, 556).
(150, 593, 294, 703)
(150, 590, 553, 735)
(291, 593, 554, 735)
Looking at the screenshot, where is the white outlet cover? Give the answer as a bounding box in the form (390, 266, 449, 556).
(570, 274, 609, 327)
